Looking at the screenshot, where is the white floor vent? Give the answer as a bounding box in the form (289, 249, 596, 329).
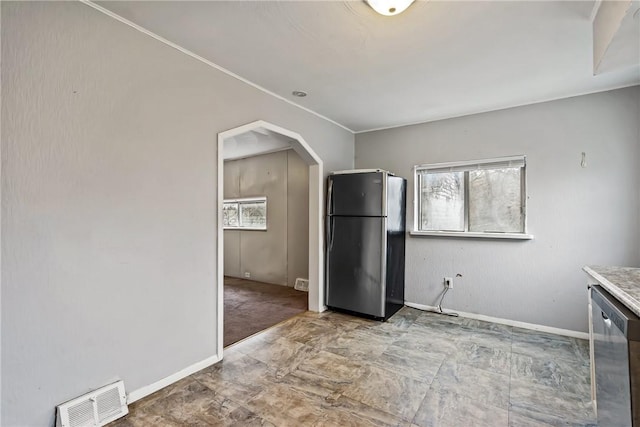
(56, 380, 128, 427)
(294, 278, 309, 292)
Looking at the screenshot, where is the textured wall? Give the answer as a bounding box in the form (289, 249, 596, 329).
(0, 2, 353, 426)
(225, 151, 288, 285)
(286, 150, 310, 287)
(356, 87, 640, 333)
(223, 150, 309, 287)
(223, 161, 242, 277)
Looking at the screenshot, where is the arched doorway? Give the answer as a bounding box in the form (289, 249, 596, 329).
(216, 120, 324, 356)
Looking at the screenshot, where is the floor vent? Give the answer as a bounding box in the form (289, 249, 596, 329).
(294, 278, 309, 292)
(56, 380, 128, 427)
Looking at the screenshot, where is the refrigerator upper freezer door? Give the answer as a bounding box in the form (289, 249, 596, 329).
(326, 216, 386, 317)
(328, 172, 385, 217)
(386, 176, 405, 232)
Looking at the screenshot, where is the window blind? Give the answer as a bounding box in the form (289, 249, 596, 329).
(416, 156, 526, 174)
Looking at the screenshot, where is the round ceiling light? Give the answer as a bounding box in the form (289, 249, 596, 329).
(366, 0, 415, 16)
(292, 90, 307, 97)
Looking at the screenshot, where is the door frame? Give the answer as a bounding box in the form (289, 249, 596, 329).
(217, 120, 325, 357)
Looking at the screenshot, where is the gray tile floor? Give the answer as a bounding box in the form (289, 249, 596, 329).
(111, 307, 596, 426)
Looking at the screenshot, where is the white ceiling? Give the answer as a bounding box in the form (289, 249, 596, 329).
(596, 1, 640, 74)
(223, 128, 294, 160)
(96, 1, 640, 133)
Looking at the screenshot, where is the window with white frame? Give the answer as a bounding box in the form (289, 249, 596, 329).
(414, 156, 531, 239)
(223, 197, 267, 230)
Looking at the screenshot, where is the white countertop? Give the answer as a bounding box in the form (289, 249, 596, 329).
(584, 265, 640, 317)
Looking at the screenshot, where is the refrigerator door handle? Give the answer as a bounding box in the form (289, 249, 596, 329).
(325, 215, 334, 304)
(326, 178, 334, 216)
(326, 178, 334, 253)
(328, 216, 335, 251)
(381, 172, 387, 217)
(380, 217, 388, 312)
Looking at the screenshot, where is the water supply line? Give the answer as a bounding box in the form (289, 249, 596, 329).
(434, 285, 459, 317)
(416, 275, 460, 317)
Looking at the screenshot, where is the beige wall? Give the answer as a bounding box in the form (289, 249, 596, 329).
(286, 150, 310, 288)
(224, 150, 309, 286)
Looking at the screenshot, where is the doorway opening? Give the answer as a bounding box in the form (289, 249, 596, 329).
(217, 120, 324, 356)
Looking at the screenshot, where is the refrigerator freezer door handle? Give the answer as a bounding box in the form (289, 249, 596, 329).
(382, 172, 387, 217)
(326, 178, 334, 216)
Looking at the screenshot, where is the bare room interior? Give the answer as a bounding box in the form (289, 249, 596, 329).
(222, 129, 310, 346)
(1, 1, 639, 426)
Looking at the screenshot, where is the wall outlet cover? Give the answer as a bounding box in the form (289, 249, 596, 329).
(444, 277, 453, 289)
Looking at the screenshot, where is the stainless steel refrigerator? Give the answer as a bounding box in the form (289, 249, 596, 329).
(325, 169, 406, 320)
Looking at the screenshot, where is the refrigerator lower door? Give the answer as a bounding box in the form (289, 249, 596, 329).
(326, 216, 386, 318)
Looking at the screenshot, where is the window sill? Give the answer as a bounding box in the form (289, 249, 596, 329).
(409, 230, 534, 240)
(223, 227, 268, 231)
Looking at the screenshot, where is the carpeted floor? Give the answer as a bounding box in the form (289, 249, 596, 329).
(224, 276, 308, 347)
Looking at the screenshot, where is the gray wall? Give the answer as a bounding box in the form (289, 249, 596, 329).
(355, 87, 640, 333)
(224, 150, 309, 287)
(0, 2, 353, 426)
(287, 150, 310, 288)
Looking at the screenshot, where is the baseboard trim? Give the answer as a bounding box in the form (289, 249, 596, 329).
(404, 302, 589, 340)
(126, 302, 587, 404)
(127, 353, 222, 404)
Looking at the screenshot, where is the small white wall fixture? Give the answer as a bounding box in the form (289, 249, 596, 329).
(217, 120, 324, 357)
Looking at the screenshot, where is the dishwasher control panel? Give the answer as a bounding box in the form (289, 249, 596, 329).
(592, 288, 628, 333)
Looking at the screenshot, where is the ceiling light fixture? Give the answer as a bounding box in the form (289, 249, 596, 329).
(292, 90, 307, 97)
(366, 0, 415, 16)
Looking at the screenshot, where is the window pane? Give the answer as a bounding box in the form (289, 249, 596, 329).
(240, 201, 266, 228)
(469, 168, 523, 232)
(420, 172, 465, 231)
(223, 203, 239, 227)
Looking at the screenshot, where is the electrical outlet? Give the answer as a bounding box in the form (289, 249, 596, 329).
(244, 272, 251, 278)
(444, 277, 453, 289)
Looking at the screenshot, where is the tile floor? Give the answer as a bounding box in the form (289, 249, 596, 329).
(111, 307, 596, 426)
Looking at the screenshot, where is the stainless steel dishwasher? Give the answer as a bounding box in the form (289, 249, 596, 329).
(591, 285, 640, 426)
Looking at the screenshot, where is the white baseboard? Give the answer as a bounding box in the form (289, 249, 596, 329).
(127, 353, 222, 404)
(126, 302, 587, 404)
(404, 302, 589, 340)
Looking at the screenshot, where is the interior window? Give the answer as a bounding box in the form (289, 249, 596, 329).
(223, 197, 267, 230)
(415, 156, 528, 238)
